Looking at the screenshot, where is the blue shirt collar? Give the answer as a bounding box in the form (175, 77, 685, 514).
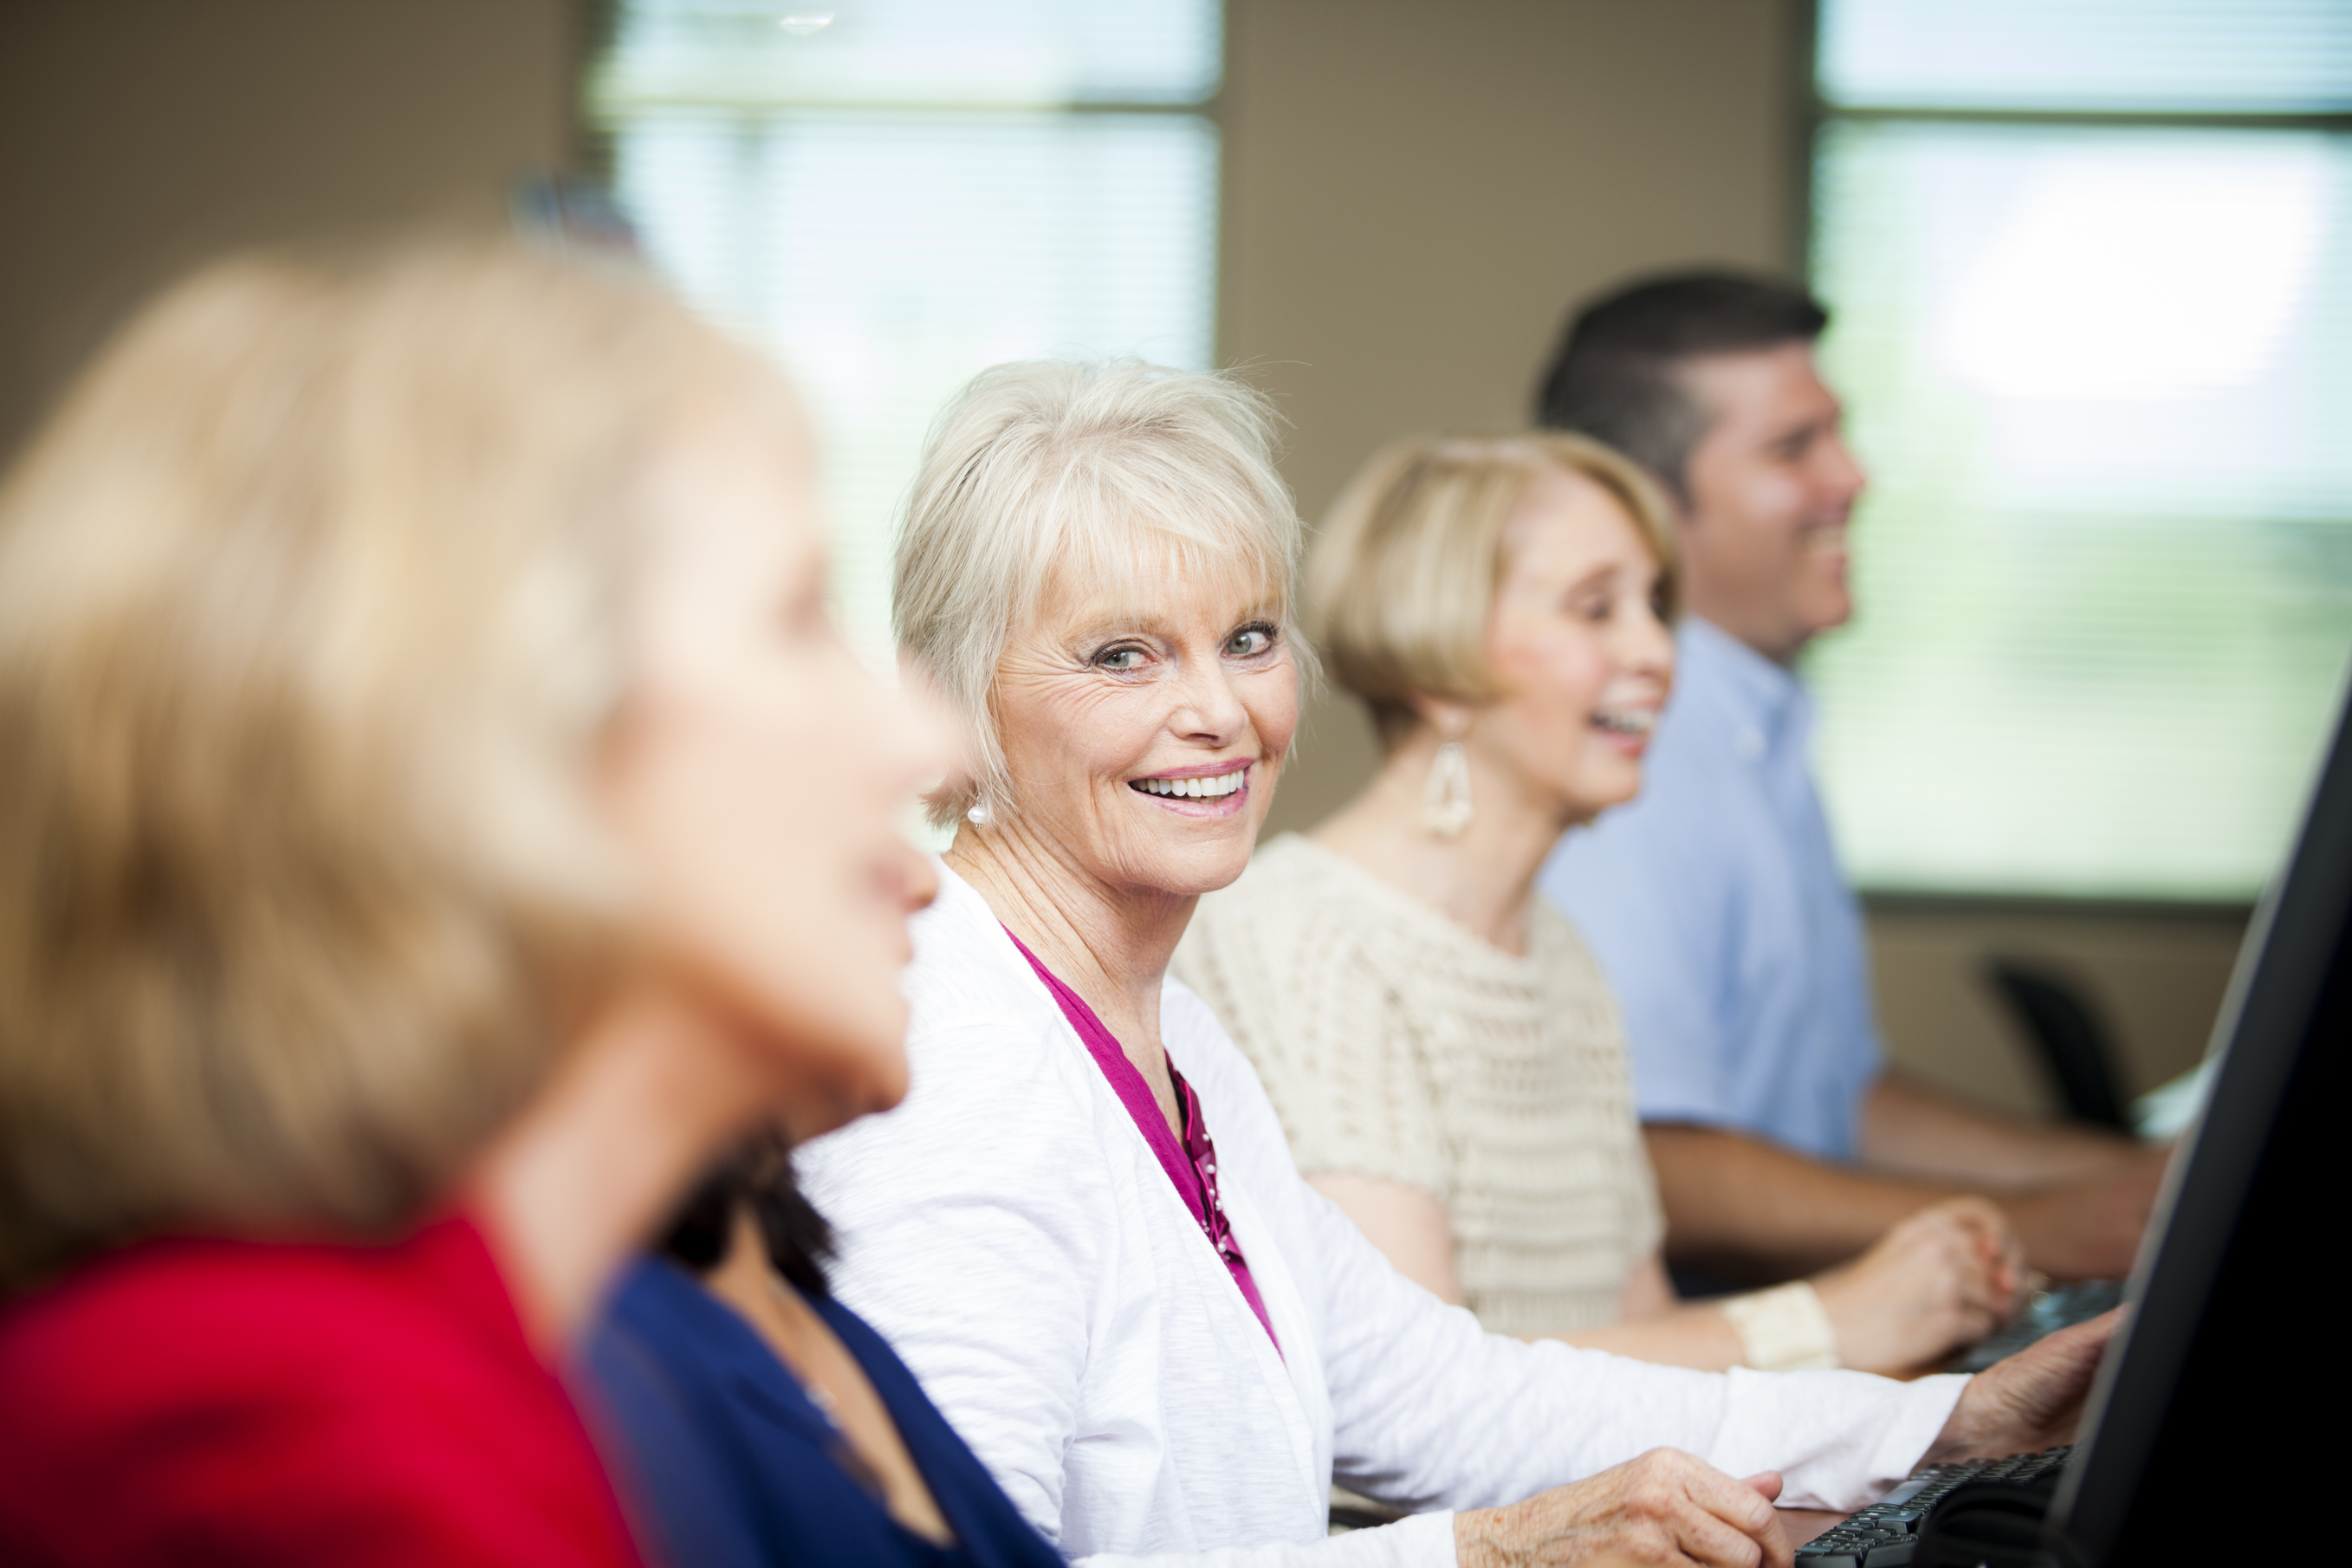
(1677, 615, 1812, 762)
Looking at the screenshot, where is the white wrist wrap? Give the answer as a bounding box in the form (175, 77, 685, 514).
(1721, 1280, 1842, 1371)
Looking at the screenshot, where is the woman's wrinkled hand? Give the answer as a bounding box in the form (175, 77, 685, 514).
(1454, 1449, 1792, 1568)
(1811, 1196, 2025, 1374)
(1928, 1308, 2121, 1465)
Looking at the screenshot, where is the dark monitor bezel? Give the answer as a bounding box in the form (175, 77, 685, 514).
(2048, 677, 2352, 1562)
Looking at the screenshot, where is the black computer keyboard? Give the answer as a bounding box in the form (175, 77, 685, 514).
(1951, 1279, 2122, 1372)
(1793, 1447, 2070, 1568)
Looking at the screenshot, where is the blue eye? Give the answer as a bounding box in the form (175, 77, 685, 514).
(1095, 645, 1147, 671)
(1226, 625, 1277, 658)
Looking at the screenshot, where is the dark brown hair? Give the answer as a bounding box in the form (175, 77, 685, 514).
(1533, 270, 1829, 502)
(660, 1131, 833, 1298)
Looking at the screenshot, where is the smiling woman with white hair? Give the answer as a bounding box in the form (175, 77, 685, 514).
(795, 358, 2116, 1568)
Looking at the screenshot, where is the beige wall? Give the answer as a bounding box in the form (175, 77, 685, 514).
(1221, 0, 1807, 839)
(0, 0, 579, 464)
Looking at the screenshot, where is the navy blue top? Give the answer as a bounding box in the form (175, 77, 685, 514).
(582, 1257, 1066, 1568)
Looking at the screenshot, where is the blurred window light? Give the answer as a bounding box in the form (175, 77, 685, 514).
(591, 1, 1221, 659)
(1807, 3, 2352, 900)
(1819, 0, 2352, 115)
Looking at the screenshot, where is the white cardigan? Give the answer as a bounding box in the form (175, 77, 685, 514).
(797, 866, 1966, 1568)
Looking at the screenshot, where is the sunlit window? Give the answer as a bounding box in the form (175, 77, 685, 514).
(590, 0, 1222, 660)
(1806, 0, 2352, 898)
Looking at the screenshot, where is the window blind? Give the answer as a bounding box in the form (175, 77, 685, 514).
(593, 1, 1221, 661)
(1807, 2, 2352, 898)
(1819, 0, 2352, 114)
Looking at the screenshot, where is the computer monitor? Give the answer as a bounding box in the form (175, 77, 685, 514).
(2047, 679, 2350, 1563)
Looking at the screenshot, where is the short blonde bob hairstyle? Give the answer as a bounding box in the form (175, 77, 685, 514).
(0, 241, 768, 1291)
(1306, 431, 1679, 747)
(895, 359, 1310, 829)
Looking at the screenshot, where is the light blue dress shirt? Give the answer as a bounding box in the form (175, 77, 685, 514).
(1539, 616, 1882, 1161)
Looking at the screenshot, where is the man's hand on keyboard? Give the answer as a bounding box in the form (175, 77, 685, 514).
(1455, 1448, 1793, 1568)
(1999, 1150, 2167, 1280)
(1922, 1308, 2122, 1466)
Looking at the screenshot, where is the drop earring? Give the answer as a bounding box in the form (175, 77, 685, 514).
(1422, 732, 1473, 839)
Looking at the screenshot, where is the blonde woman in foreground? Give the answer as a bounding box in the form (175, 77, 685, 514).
(795, 360, 2113, 1568)
(1176, 433, 2022, 1378)
(0, 243, 949, 1564)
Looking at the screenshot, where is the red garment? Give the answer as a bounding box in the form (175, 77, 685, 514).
(0, 1214, 644, 1568)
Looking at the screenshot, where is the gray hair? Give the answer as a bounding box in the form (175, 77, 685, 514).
(893, 359, 1308, 830)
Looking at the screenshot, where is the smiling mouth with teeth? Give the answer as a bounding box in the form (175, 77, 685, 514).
(1131, 768, 1247, 799)
(1591, 709, 1655, 736)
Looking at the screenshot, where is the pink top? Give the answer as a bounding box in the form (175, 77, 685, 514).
(1006, 929, 1281, 1353)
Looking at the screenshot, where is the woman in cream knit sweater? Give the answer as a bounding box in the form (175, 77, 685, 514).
(1175, 433, 2020, 1374)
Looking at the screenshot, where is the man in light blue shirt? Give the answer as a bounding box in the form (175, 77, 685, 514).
(1533, 274, 2162, 1283)
(1552, 614, 1880, 1162)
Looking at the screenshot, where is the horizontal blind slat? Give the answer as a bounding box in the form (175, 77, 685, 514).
(1819, 0, 2352, 113)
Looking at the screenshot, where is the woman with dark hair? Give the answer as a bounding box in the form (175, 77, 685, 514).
(584, 1137, 1066, 1568)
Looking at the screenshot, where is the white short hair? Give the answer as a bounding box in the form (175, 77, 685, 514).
(894, 359, 1309, 830)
